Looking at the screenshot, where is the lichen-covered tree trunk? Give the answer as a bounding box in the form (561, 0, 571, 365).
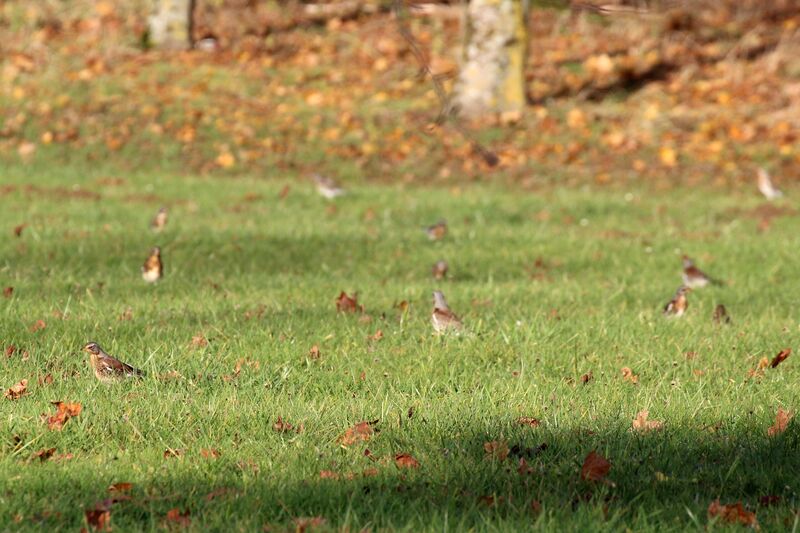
(148, 0, 194, 50)
(454, 0, 527, 117)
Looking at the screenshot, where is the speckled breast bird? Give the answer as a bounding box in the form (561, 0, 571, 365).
(432, 290, 463, 334)
(425, 220, 447, 241)
(713, 304, 731, 324)
(682, 255, 719, 288)
(151, 207, 168, 232)
(141, 246, 163, 283)
(757, 167, 783, 200)
(83, 342, 144, 382)
(663, 286, 691, 317)
(312, 173, 345, 199)
(432, 260, 448, 280)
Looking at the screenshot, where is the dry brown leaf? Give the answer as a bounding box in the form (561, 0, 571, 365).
(46, 401, 81, 430)
(335, 291, 362, 313)
(29, 319, 46, 332)
(516, 416, 541, 428)
(189, 334, 208, 348)
(319, 470, 339, 479)
(621, 367, 639, 384)
(293, 516, 326, 533)
(273, 416, 295, 433)
(108, 482, 133, 492)
(163, 448, 184, 459)
(394, 453, 420, 469)
(707, 500, 757, 527)
(164, 508, 191, 528)
(581, 450, 611, 482)
(580, 371, 593, 385)
(369, 329, 384, 342)
(200, 448, 221, 459)
(4, 379, 28, 400)
(308, 345, 321, 359)
(85, 507, 111, 532)
(631, 410, 664, 432)
(338, 420, 378, 446)
(770, 348, 791, 368)
(767, 408, 793, 437)
(31, 448, 56, 462)
(2, 286, 12, 298)
(484, 440, 509, 461)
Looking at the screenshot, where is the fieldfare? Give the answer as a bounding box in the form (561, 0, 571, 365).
(432, 260, 448, 280)
(151, 207, 168, 232)
(312, 173, 345, 199)
(425, 220, 447, 241)
(83, 342, 144, 382)
(432, 290, 463, 334)
(663, 286, 691, 317)
(142, 246, 163, 283)
(713, 304, 731, 325)
(681, 255, 720, 288)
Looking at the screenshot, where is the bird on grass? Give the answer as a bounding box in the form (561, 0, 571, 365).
(425, 220, 447, 241)
(432, 290, 463, 335)
(663, 286, 691, 317)
(151, 207, 168, 232)
(713, 304, 731, 325)
(141, 246, 163, 283)
(681, 255, 721, 288)
(432, 260, 448, 280)
(757, 168, 783, 200)
(83, 342, 144, 383)
(312, 173, 346, 199)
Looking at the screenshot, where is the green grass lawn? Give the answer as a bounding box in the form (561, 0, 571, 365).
(2, 167, 799, 531)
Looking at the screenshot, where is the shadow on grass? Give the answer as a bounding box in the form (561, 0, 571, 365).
(6, 420, 799, 530)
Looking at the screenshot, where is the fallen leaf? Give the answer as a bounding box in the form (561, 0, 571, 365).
(580, 371, 593, 385)
(278, 184, 290, 199)
(394, 453, 420, 469)
(5, 345, 16, 357)
(308, 345, 321, 359)
(338, 420, 377, 446)
(164, 508, 191, 528)
(516, 416, 541, 428)
(757, 357, 770, 370)
(189, 334, 208, 348)
(335, 291, 362, 313)
(46, 401, 82, 430)
(273, 416, 294, 433)
(293, 516, 325, 533)
(2, 287, 12, 298)
(581, 450, 611, 482)
(707, 500, 757, 527)
(29, 319, 46, 332)
(85, 507, 111, 531)
(369, 329, 384, 342)
(484, 440, 509, 461)
(631, 410, 664, 432)
(621, 367, 639, 384)
(31, 448, 56, 462)
(319, 470, 339, 479)
(767, 408, 793, 437)
(770, 348, 791, 368)
(108, 482, 133, 493)
(163, 448, 184, 459)
(13, 223, 26, 237)
(4, 379, 28, 400)
(200, 448, 221, 459)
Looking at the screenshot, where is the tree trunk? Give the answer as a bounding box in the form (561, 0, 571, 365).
(454, 0, 527, 117)
(148, 0, 194, 50)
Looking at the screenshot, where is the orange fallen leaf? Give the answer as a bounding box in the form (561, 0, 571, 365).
(484, 440, 509, 461)
(335, 291, 362, 313)
(362, 467, 379, 477)
(770, 348, 791, 368)
(580, 371, 593, 385)
(46, 401, 81, 430)
(200, 448, 221, 459)
(757, 357, 770, 370)
(319, 470, 339, 479)
(581, 450, 611, 481)
(31, 448, 56, 462)
(516, 416, 541, 428)
(338, 420, 378, 446)
(29, 319, 46, 332)
(293, 516, 326, 533)
(369, 329, 384, 342)
(707, 500, 757, 527)
(4, 379, 28, 400)
(189, 334, 208, 348)
(309, 345, 321, 359)
(2, 286, 12, 298)
(767, 408, 793, 437)
(85, 507, 111, 531)
(394, 453, 420, 469)
(273, 416, 294, 433)
(164, 508, 191, 528)
(13, 223, 26, 237)
(108, 482, 133, 493)
(631, 410, 664, 432)
(621, 367, 639, 384)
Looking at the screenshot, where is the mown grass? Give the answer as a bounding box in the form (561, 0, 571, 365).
(2, 161, 799, 531)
